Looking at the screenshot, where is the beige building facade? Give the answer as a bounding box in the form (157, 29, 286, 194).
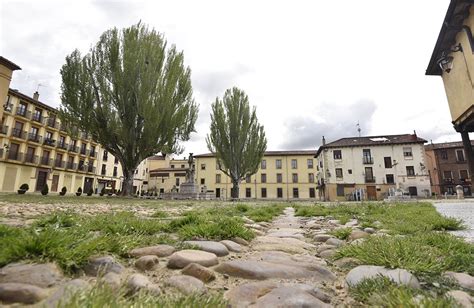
(316, 134, 431, 201)
(194, 151, 318, 200)
(0, 57, 123, 194)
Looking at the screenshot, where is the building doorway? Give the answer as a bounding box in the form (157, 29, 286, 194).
(216, 188, 221, 198)
(408, 186, 418, 197)
(366, 186, 377, 200)
(35, 171, 48, 191)
(51, 174, 59, 192)
(84, 177, 94, 193)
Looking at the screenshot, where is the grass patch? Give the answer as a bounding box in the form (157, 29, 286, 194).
(329, 227, 352, 240)
(63, 283, 227, 307)
(151, 210, 168, 218)
(294, 202, 464, 234)
(336, 232, 474, 276)
(350, 277, 458, 307)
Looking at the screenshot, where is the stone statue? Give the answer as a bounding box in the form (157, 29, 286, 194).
(185, 153, 195, 183)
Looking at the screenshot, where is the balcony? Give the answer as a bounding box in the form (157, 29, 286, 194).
(40, 156, 52, 166)
(23, 154, 38, 164)
(57, 142, 69, 151)
(28, 133, 42, 143)
(363, 156, 374, 164)
(87, 165, 95, 173)
(54, 160, 65, 168)
(80, 148, 87, 156)
(66, 162, 76, 170)
(365, 176, 376, 183)
(0, 125, 8, 135)
(15, 107, 30, 118)
(7, 151, 22, 161)
(69, 145, 78, 153)
(46, 118, 58, 129)
(31, 113, 42, 123)
(43, 138, 56, 147)
(11, 128, 26, 139)
(89, 151, 96, 158)
(444, 178, 455, 184)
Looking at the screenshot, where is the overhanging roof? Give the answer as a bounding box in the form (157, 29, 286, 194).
(0, 56, 21, 71)
(426, 0, 473, 76)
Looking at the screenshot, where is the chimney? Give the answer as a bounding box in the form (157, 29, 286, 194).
(413, 130, 417, 140)
(33, 91, 39, 100)
(322, 136, 326, 146)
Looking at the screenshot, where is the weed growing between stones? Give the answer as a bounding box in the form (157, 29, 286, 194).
(336, 233, 474, 276)
(294, 202, 464, 234)
(63, 284, 227, 308)
(349, 277, 458, 307)
(329, 227, 352, 240)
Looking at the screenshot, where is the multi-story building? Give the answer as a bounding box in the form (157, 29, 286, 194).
(0, 56, 123, 194)
(426, 0, 474, 185)
(425, 141, 473, 196)
(194, 151, 318, 200)
(315, 134, 431, 201)
(133, 155, 189, 195)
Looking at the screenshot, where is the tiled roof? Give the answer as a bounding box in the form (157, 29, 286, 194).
(316, 134, 427, 157)
(194, 150, 317, 158)
(425, 140, 474, 150)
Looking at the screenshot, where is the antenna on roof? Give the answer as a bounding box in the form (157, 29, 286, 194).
(36, 83, 44, 92)
(356, 122, 361, 137)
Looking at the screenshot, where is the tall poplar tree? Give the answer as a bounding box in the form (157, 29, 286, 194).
(206, 87, 267, 199)
(60, 23, 198, 196)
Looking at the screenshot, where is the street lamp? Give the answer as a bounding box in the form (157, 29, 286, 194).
(437, 43, 462, 73)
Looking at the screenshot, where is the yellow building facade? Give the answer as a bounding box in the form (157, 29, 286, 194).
(195, 151, 318, 200)
(0, 57, 123, 194)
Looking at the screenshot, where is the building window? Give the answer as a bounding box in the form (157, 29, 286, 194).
(261, 160, 266, 169)
(337, 184, 344, 196)
(440, 150, 448, 160)
(348, 169, 352, 174)
(291, 159, 297, 169)
(261, 173, 267, 183)
(460, 170, 469, 180)
(443, 170, 452, 180)
(181, 164, 185, 168)
(17, 102, 27, 116)
(335, 168, 343, 178)
(309, 187, 316, 198)
(32, 108, 42, 122)
(200, 178, 205, 185)
(13, 121, 24, 138)
(277, 187, 283, 198)
(333, 150, 342, 160)
(246, 175, 251, 183)
(103, 150, 108, 161)
(307, 159, 313, 169)
(319, 161, 323, 168)
(176, 178, 180, 186)
(171, 164, 175, 168)
(292, 188, 299, 198)
(261, 188, 267, 198)
(26, 147, 36, 163)
(216, 174, 221, 183)
(292, 173, 298, 183)
(114, 157, 119, 164)
(308, 173, 314, 183)
(386, 174, 395, 184)
(276, 159, 282, 169)
(406, 166, 415, 177)
(8, 143, 20, 160)
(276, 173, 282, 183)
(456, 149, 465, 162)
(101, 164, 106, 175)
(403, 147, 413, 158)
(80, 143, 87, 155)
(384, 157, 392, 168)
(246, 188, 251, 198)
(201, 164, 206, 170)
(113, 167, 118, 177)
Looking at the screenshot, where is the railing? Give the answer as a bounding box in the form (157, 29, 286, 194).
(15, 107, 30, 118)
(66, 162, 75, 169)
(89, 151, 96, 158)
(28, 133, 42, 143)
(101, 169, 106, 176)
(31, 113, 42, 123)
(11, 128, 26, 139)
(54, 160, 65, 168)
(0, 125, 8, 135)
(43, 139, 56, 147)
(57, 142, 68, 150)
(363, 156, 374, 164)
(444, 178, 454, 184)
(40, 156, 52, 166)
(46, 118, 58, 128)
(69, 145, 78, 153)
(87, 165, 95, 173)
(77, 163, 86, 172)
(7, 151, 22, 161)
(80, 148, 87, 155)
(24, 154, 38, 164)
(365, 176, 376, 183)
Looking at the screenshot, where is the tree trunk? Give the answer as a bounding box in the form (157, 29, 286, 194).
(231, 180, 240, 200)
(121, 169, 135, 196)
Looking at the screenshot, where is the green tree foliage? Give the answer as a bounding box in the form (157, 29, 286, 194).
(206, 87, 267, 199)
(59, 23, 198, 196)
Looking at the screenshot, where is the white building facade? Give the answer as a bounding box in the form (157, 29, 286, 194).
(315, 134, 431, 201)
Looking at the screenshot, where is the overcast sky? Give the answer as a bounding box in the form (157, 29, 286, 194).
(0, 0, 459, 156)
